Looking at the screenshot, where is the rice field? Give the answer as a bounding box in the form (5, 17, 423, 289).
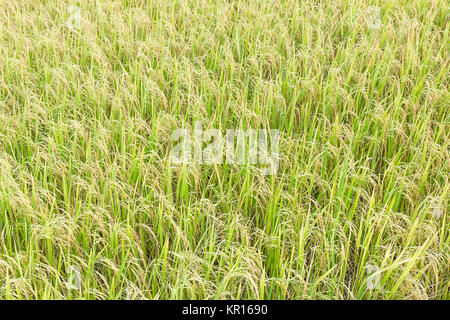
(0, 0, 448, 299)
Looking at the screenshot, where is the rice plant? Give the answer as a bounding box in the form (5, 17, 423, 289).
(0, 0, 448, 299)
